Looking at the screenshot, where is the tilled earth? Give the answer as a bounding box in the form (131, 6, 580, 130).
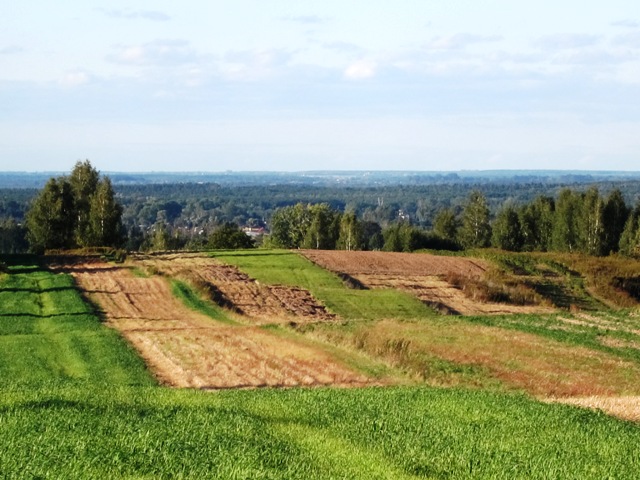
(48, 257, 372, 389)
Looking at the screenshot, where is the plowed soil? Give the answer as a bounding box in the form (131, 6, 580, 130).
(48, 257, 372, 389)
(133, 253, 335, 323)
(302, 250, 551, 315)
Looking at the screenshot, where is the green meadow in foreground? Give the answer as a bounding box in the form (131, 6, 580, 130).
(1, 254, 640, 479)
(1, 386, 639, 479)
(210, 249, 432, 320)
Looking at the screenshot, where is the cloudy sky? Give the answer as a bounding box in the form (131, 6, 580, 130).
(1, 1, 640, 172)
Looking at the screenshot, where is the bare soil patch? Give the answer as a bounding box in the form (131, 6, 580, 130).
(48, 257, 372, 389)
(302, 250, 552, 315)
(133, 253, 335, 323)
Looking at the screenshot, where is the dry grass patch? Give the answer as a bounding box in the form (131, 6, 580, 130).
(549, 396, 640, 423)
(49, 257, 375, 389)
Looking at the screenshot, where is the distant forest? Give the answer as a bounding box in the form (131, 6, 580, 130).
(2, 167, 640, 256)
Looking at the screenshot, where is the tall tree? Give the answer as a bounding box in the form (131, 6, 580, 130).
(459, 191, 491, 249)
(25, 177, 75, 252)
(88, 178, 123, 247)
(619, 201, 640, 256)
(303, 204, 338, 249)
(551, 188, 581, 252)
(602, 188, 629, 254)
(69, 160, 99, 247)
(579, 187, 606, 256)
(491, 204, 523, 251)
(519, 195, 554, 252)
(433, 208, 459, 240)
(337, 211, 362, 251)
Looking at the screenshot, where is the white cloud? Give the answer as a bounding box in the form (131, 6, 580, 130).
(425, 33, 502, 50)
(108, 40, 198, 66)
(611, 19, 639, 28)
(220, 49, 291, 81)
(344, 60, 377, 80)
(99, 9, 171, 22)
(281, 15, 329, 25)
(535, 34, 600, 50)
(58, 71, 90, 87)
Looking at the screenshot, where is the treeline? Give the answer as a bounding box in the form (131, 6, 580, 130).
(267, 187, 640, 257)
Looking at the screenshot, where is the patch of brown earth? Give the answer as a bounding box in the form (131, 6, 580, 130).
(133, 253, 335, 323)
(48, 257, 372, 389)
(357, 273, 549, 315)
(302, 250, 489, 277)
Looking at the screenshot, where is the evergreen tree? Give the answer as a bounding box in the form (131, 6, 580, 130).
(602, 188, 629, 254)
(303, 204, 337, 249)
(459, 191, 491, 249)
(491, 204, 523, 251)
(619, 201, 640, 256)
(25, 177, 75, 252)
(433, 208, 459, 240)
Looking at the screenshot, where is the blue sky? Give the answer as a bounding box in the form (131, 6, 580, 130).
(1, 1, 640, 172)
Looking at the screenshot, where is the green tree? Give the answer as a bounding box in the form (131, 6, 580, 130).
(337, 211, 362, 251)
(69, 160, 99, 247)
(459, 191, 491, 249)
(88, 178, 123, 247)
(551, 188, 581, 252)
(433, 208, 459, 240)
(0, 218, 28, 254)
(491, 204, 523, 251)
(579, 187, 606, 256)
(26, 177, 75, 252)
(519, 196, 554, 252)
(619, 201, 640, 256)
(269, 203, 312, 249)
(302, 204, 338, 249)
(208, 223, 254, 249)
(602, 188, 629, 254)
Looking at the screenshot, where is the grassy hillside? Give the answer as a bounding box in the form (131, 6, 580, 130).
(0, 256, 154, 388)
(2, 253, 640, 478)
(210, 250, 433, 320)
(3, 386, 640, 479)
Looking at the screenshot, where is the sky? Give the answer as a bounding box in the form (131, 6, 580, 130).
(1, 1, 640, 172)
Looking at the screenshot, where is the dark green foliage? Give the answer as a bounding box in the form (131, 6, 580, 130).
(302, 204, 340, 250)
(0, 218, 28, 253)
(433, 208, 459, 240)
(337, 211, 362, 251)
(603, 189, 630, 254)
(459, 191, 492, 248)
(491, 205, 524, 251)
(25, 161, 124, 252)
(519, 196, 554, 252)
(579, 186, 606, 256)
(26, 177, 75, 253)
(552, 189, 581, 252)
(207, 222, 254, 249)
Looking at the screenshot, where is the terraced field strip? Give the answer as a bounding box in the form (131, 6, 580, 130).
(302, 250, 553, 315)
(134, 253, 336, 324)
(49, 257, 374, 389)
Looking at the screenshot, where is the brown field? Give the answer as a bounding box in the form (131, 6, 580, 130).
(48, 257, 372, 389)
(302, 250, 553, 315)
(133, 253, 335, 323)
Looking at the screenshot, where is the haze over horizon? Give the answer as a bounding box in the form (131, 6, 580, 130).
(2, 1, 640, 172)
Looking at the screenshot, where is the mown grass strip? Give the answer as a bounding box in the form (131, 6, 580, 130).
(0, 258, 155, 388)
(170, 280, 238, 325)
(210, 249, 434, 320)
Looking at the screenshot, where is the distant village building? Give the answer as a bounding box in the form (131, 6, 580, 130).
(242, 227, 266, 238)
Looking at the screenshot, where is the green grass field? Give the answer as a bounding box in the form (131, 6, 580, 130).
(2, 254, 640, 478)
(210, 249, 433, 320)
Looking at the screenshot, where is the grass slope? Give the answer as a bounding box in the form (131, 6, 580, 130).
(0, 257, 154, 388)
(210, 250, 432, 320)
(2, 386, 639, 479)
